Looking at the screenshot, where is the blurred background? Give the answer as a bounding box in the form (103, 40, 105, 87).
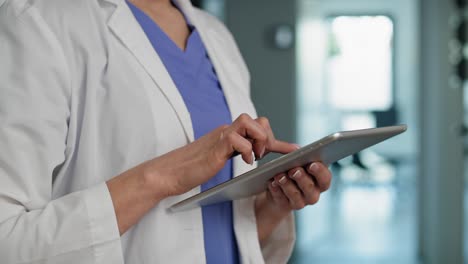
(193, 0, 465, 263)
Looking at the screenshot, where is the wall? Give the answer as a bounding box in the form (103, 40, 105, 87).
(225, 0, 298, 147)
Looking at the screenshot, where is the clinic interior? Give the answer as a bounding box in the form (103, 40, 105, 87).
(193, 0, 467, 263)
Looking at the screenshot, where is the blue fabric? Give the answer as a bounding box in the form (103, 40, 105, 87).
(127, 3, 239, 264)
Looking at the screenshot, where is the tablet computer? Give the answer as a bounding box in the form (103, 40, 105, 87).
(169, 125, 407, 212)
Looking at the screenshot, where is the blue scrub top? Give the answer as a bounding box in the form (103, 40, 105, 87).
(127, 2, 239, 263)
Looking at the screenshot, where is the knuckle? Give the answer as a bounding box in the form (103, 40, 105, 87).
(259, 132, 268, 141)
(318, 176, 332, 191)
(218, 126, 229, 141)
(238, 113, 251, 123)
(305, 182, 315, 191)
(292, 201, 305, 210)
(257, 116, 269, 126)
(308, 192, 320, 205)
(226, 132, 237, 142)
(290, 190, 302, 200)
(298, 201, 306, 209)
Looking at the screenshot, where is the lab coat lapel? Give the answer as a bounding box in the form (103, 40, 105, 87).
(180, 5, 266, 263)
(104, 0, 195, 142)
(179, 4, 247, 121)
(103, 0, 255, 175)
(179, 2, 257, 178)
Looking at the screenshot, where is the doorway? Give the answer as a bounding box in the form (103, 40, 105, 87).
(294, 0, 419, 263)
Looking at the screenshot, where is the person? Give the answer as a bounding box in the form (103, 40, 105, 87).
(0, 0, 332, 263)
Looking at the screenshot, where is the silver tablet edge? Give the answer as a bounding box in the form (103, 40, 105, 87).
(169, 125, 407, 212)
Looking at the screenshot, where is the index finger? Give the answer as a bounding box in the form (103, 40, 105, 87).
(270, 139, 300, 155)
(255, 117, 299, 155)
(229, 114, 268, 159)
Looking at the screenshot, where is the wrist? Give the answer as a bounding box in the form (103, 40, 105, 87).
(255, 192, 292, 243)
(141, 160, 173, 202)
(106, 160, 170, 235)
(256, 192, 291, 221)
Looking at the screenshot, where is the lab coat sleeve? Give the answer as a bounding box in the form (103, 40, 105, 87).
(0, 3, 122, 264)
(260, 212, 296, 263)
(194, 8, 251, 95)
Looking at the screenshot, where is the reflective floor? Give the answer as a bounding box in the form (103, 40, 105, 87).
(465, 156, 468, 263)
(289, 155, 417, 264)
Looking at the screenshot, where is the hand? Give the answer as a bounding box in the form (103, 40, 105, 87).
(142, 114, 298, 198)
(255, 162, 332, 243)
(266, 162, 332, 213)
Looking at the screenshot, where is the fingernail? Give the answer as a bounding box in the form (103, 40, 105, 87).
(294, 144, 301, 150)
(291, 170, 301, 179)
(271, 180, 278, 188)
(279, 175, 287, 185)
(260, 147, 265, 159)
(309, 163, 319, 173)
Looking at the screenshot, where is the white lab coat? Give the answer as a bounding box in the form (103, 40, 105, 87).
(0, 0, 295, 263)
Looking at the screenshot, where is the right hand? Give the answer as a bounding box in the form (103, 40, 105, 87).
(142, 113, 299, 199)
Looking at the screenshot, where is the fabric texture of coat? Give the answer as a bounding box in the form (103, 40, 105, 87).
(0, 0, 295, 263)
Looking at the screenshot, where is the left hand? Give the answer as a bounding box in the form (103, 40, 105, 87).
(255, 162, 332, 243)
(266, 162, 332, 213)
